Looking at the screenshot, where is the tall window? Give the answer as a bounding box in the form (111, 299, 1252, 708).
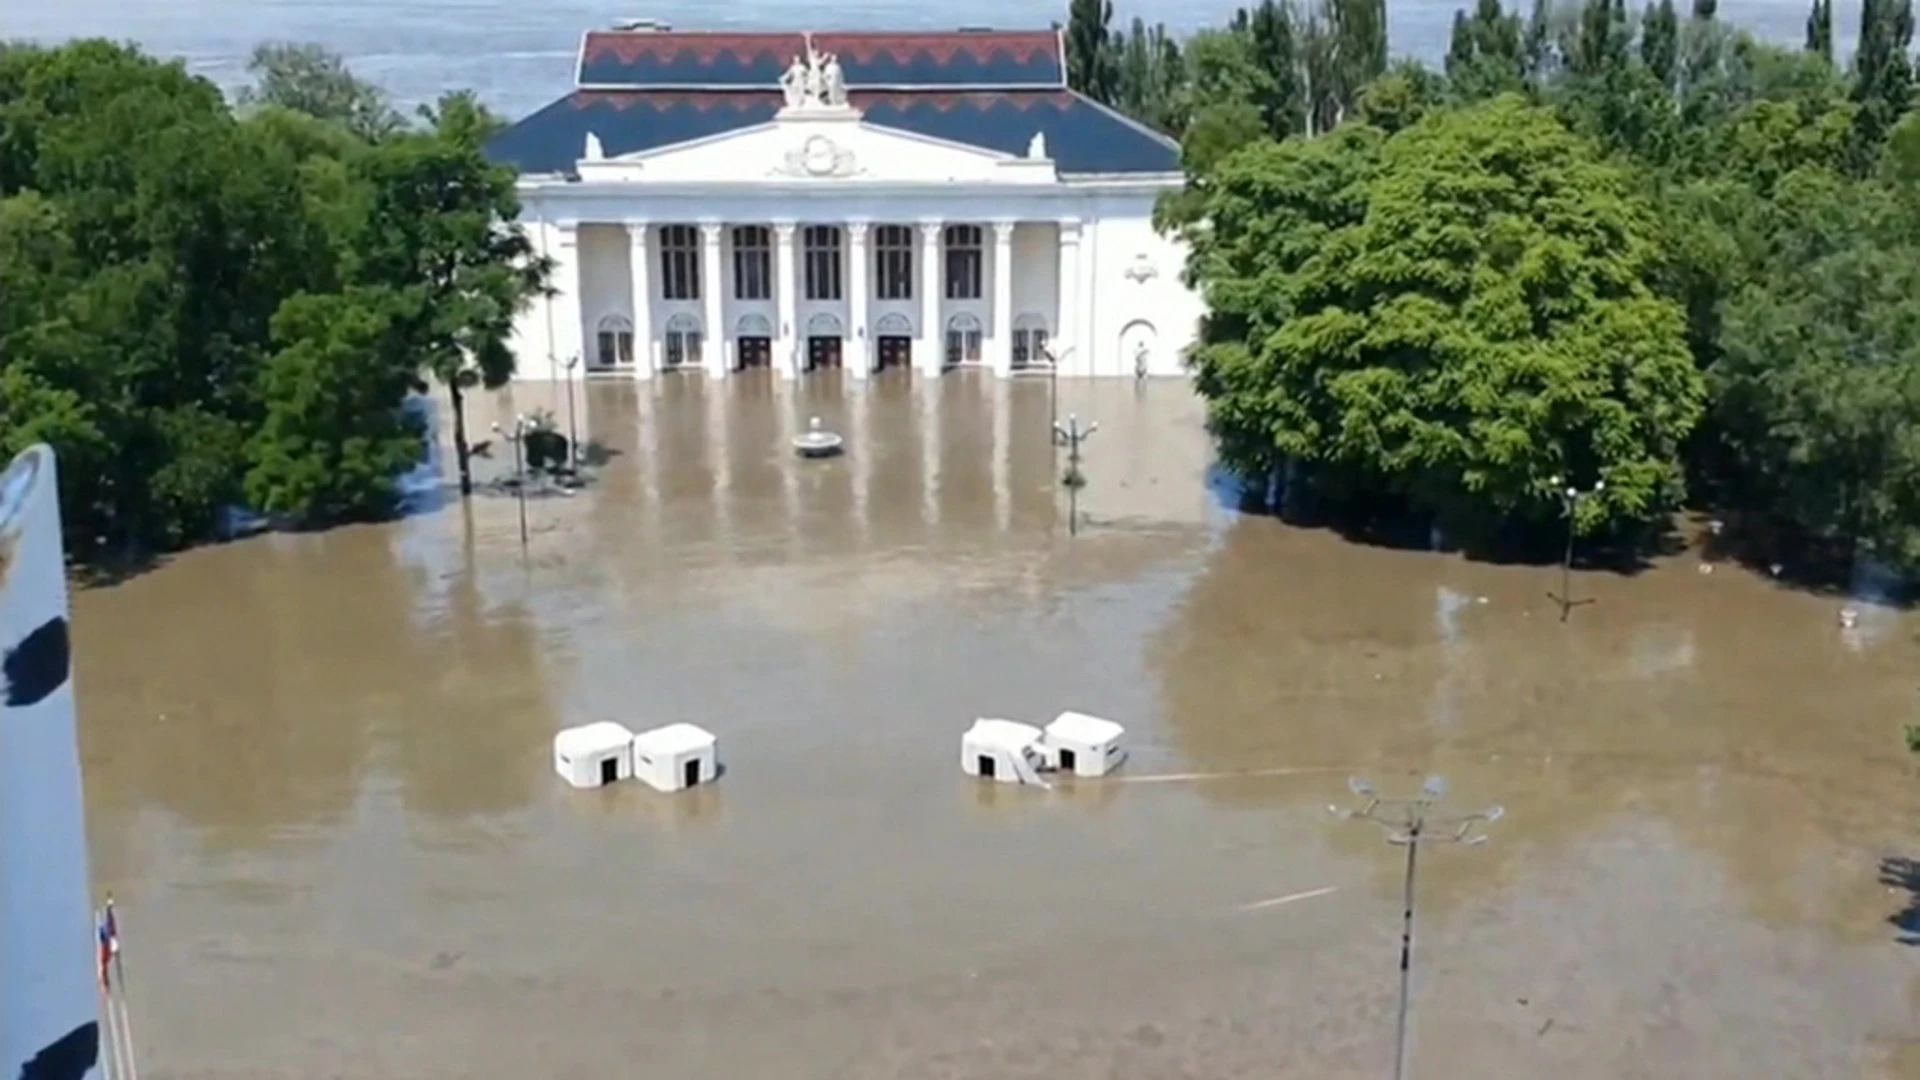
(943, 224, 982, 300)
(804, 225, 842, 301)
(945, 313, 983, 366)
(664, 314, 702, 368)
(659, 224, 701, 301)
(1012, 318, 1049, 368)
(732, 225, 771, 300)
(595, 314, 635, 370)
(875, 224, 914, 300)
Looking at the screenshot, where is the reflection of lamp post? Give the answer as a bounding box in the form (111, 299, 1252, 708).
(562, 353, 581, 471)
(1330, 776, 1503, 1080)
(1053, 412, 1097, 537)
(492, 415, 529, 552)
(1548, 475, 1604, 622)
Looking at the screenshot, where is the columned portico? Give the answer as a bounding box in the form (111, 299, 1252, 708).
(699, 222, 725, 378)
(847, 220, 871, 377)
(917, 221, 942, 378)
(627, 221, 652, 379)
(989, 220, 1015, 377)
(773, 221, 799, 379)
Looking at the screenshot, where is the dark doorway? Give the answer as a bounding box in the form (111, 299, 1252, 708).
(737, 336, 772, 370)
(1058, 748, 1077, 772)
(978, 755, 996, 780)
(683, 758, 701, 788)
(807, 336, 843, 371)
(877, 336, 912, 371)
(599, 757, 618, 786)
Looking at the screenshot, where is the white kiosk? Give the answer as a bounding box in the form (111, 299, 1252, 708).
(554, 721, 635, 789)
(631, 722, 720, 793)
(961, 719, 1049, 785)
(1042, 711, 1128, 777)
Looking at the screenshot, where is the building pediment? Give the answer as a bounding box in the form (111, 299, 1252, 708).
(572, 106, 1058, 186)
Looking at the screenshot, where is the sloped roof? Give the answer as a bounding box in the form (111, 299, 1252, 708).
(493, 26, 1177, 180)
(576, 29, 1063, 89)
(486, 89, 1178, 178)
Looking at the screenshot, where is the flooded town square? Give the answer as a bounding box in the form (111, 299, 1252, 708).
(71, 374, 1920, 1079)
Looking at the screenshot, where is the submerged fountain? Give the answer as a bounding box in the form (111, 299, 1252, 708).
(792, 416, 844, 459)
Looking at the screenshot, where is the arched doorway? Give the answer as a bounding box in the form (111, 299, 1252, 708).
(1118, 319, 1158, 379)
(806, 311, 843, 371)
(594, 314, 634, 371)
(1012, 313, 1050, 370)
(945, 313, 983, 368)
(874, 312, 913, 372)
(735, 313, 773, 371)
(663, 314, 703, 371)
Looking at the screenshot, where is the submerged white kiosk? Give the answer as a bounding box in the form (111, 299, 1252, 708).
(961, 719, 1049, 785)
(554, 721, 636, 789)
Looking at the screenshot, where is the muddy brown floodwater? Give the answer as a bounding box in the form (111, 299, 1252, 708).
(72, 373, 1920, 1079)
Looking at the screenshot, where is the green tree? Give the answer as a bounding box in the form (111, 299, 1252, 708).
(1851, 0, 1915, 166)
(1178, 97, 1704, 538)
(1643, 0, 1681, 88)
(1805, 0, 1834, 63)
(1065, 0, 1120, 104)
(236, 42, 403, 141)
(1243, 0, 1307, 138)
(246, 288, 425, 521)
(1447, 0, 1528, 101)
(349, 91, 547, 498)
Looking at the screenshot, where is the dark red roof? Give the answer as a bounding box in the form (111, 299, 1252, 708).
(575, 29, 1064, 89)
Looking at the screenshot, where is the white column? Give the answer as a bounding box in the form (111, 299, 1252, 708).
(627, 221, 653, 380)
(551, 221, 583, 381)
(847, 220, 871, 378)
(1057, 218, 1082, 375)
(700, 221, 725, 379)
(774, 221, 798, 380)
(917, 219, 943, 377)
(989, 220, 1015, 378)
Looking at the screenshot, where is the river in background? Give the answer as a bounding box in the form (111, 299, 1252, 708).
(69, 373, 1920, 1078)
(11, 0, 1870, 119)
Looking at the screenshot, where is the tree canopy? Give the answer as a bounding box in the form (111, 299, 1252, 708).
(0, 40, 545, 564)
(1144, 0, 1920, 576)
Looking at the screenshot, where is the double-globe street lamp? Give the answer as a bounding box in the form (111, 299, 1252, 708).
(1330, 776, 1503, 1080)
(1548, 475, 1605, 622)
(492, 414, 531, 553)
(1053, 412, 1098, 537)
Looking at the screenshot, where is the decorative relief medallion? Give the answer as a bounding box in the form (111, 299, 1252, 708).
(1123, 254, 1159, 283)
(773, 135, 861, 178)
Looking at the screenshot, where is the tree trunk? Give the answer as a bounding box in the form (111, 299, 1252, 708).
(449, 382, 474, 498)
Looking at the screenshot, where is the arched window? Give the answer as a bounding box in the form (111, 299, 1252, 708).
(664, 313, 703, 369)
(874, 225, 914, 300)
(874, 311, 913, 336)
(1011, 313, 1049, 369)
(943, 224, 982, 300)
(736, 313, 773, 338)
(804, 225, 843, 301)
(945, 312, 983, 367)
(595, 314, 635, 370)
(732, 225, 771, 300)
(806, 311, 843, 337)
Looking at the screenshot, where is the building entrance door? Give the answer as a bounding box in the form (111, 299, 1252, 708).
(876, 336, 912, 372)
(807, 336, 843, 371)
(737, 336, 772, 370)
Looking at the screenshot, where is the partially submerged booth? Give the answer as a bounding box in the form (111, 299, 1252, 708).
(961, 719, 1049, 786)
(554, 721, 635, 789)
(631, 722, 719, 794)
(1042, 711, 1128, 777)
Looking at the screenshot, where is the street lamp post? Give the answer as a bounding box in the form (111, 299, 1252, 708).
(1053, 411, 1097, 537)
(1330, 776, 1502, 1080)
(562, 354, 581, 472)
(1038, 344, 1074, 443)
(1547, 475, 1604, 622)
(492, 414, 530, 553)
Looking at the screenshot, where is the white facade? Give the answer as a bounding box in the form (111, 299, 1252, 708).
(554, 721, 636, 789)
(960, 718, 1049, 785)
(631, 722, 719, 793)
(509, 101, 1203, 385)
(1041, 711, 1127, 777)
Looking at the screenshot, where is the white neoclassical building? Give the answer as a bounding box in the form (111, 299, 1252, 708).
(487, 24, 1204, 383)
